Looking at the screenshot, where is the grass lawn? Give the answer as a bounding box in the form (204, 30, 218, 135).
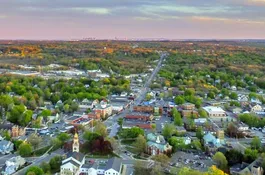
(121, 139, 136, 145)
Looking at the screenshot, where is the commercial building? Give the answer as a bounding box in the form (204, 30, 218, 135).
(202, 106, 226, 118)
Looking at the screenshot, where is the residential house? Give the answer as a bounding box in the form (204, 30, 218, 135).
(94, 100, 112, 118)
(0, 139, 14, 154)
(203, 132, 224, 152)
(229, 107, 243, 114)
(230, 158, 264, 175)
(206, 101, 222, 106)
(202, 106, 226, 118)
(181, 110, 199, 118)
(230, 86, 237, 91)
(249, 104, 263, 113)
(104, 157, 122, 175)
(175, 137, 191, 145)
(251, 98, 262, 105)
(176, 126, 187, 134)
(79, 99, 98, 112)
(55, 100, 63, 108)
(146, 133, 172, 155)
(2, 156, 25, 175)
(11, 126, 25, 138)
(182, 103, 195, 110)
(238, 95, 249, 102)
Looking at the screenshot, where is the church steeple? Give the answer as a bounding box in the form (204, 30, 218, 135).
(72, 132, 79, 152)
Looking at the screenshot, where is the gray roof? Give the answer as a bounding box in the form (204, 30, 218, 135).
(62, 160, 81, 167)
(105, 158, 122, 172)
(67, 152, 85, 162)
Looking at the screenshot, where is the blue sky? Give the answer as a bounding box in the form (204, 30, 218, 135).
(1, 0, 265, 39)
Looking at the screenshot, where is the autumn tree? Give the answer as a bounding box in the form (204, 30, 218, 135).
(94, 121, 107, 137)
(28, 133, 42, 150)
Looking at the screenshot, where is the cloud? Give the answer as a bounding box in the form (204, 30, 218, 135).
(191, 16, 265, 25)
(0, 15, 7, 19)
(140, 4, 240, 15)
(70, 7, 111, 15)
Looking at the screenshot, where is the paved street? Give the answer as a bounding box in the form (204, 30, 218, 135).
(13, 149, 64, 175)
(0, 154, 16, 167)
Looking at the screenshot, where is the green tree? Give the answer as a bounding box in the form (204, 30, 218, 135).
(244, 148, 258, 163)
(224, 149, 243, 166)
(40, 162, 51, 173)
(13, 140, 23, 150)
(26, 166, 44, 175)
(251, 136, 261, 150)
(0, 94, 13, 111)
(83, 131, 100, 142)
(198, 108, 208, 118)
(196, 126, 204, 140)
(133, 135, 147, 155)
(162, 123, 176, 139)
(63, 104, 70, 113)
(145, 94, 152, 101)
(212, 152, 228, 171)
(229, 92, 238, 100)
(184, 89, 195, 96)
(7, 104, 26, 125)
(19, 110, 33, 126)
(174, 96, 185, 105)
(172, 108, 183, 126)
(190, 140, 202, 150)
(207, 91, 215, 99)
(169, 137, 187, 151)
(49, 156, 62, 172)
(18, 143, 32, 157)
(57, 133, 70, 144)
(39, 109, 52, 118)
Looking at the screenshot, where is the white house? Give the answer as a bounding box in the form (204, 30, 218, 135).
(250, 104, 263, 113)
(104, 158, 122, 175)
(0, 139, 14, 154)
(2, 156, 25, 175)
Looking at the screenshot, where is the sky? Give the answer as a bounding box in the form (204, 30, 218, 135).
(1, 0, 265, 40)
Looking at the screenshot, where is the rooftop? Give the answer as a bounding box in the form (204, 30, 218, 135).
(203, 106, 225, 113)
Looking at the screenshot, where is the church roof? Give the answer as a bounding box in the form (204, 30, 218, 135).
(62, 159, 81, 167)
(66, 152, 85, 162)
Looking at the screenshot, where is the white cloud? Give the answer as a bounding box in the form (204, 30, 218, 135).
(71, 7, 111, 15)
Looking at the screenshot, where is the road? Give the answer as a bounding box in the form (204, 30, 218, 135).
(104, 53, 167, 137)
(134, 53, 166, 105)
(0, 154, 16, 167)
(13, 149, 64, 175)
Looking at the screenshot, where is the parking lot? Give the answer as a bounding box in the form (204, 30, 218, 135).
(171, 151, 213, 171)
(155, 114, 172, 133)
